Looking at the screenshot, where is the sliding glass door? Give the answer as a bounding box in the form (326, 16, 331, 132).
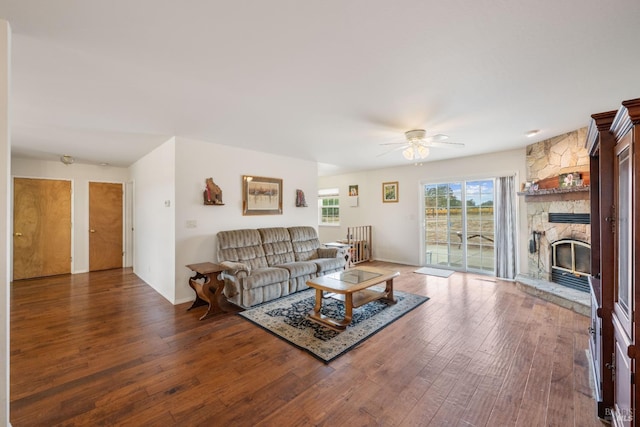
(423, 179, 495, 274)
(465, 180, 495, 272)
(424, 183, 464, 268)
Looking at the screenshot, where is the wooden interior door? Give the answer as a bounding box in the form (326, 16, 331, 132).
(89, 182, 123, 271)
(611, 136, 633, 426)
(13, 178, 72, 280)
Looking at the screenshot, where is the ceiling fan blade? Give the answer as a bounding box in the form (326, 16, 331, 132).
(422, 133, 449, 143)
(426, 141, 465, 148)
(379, 141, 409, 146)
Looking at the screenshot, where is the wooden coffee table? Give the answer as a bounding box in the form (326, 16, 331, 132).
(306, 266, 399, 331)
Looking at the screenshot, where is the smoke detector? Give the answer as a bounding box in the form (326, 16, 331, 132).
(60, 155, 75, 165)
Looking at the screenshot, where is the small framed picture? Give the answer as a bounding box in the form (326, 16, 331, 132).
(382, 181, 399, 203)
(560, 172, 581, 188)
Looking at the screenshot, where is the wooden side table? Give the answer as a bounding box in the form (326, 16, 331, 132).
(186, 262, 236, 320)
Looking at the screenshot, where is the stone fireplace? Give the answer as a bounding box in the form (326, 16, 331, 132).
(520, 128, 591, 291)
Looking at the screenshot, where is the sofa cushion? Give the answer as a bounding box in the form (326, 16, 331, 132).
(288, 226, 322, 261)
(217, 229, 268, 270)
(258, 227, 295, 266)
(242, 267, 290, 290)
(275, 261, 318, 278)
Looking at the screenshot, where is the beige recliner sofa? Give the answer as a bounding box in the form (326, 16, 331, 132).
(217, 226, 348, 308)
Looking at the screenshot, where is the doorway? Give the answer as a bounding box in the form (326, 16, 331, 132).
(13, 178, 72, 280)
(89, 182, 123, 271)
(423, 179, 495, 273)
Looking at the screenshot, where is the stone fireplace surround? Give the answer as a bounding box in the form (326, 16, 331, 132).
(515, 129, 591, 315)
(525, 198, 590, 281)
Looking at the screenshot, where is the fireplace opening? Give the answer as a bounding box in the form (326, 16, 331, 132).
(551, 239, 591, 292)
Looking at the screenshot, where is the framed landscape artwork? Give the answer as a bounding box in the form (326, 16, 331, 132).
(242, 175, 283, 215)
(382, 181, 399, 203)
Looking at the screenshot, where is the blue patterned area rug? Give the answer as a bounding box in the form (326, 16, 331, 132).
(238, 288, 429, 363)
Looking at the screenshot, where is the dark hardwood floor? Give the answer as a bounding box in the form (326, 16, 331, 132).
(10, 262, 605, 426)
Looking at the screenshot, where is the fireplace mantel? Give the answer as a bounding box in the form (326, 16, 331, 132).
(517, 186, 590, 202)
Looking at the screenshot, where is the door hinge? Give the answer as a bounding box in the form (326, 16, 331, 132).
(632, 373, 635, 384)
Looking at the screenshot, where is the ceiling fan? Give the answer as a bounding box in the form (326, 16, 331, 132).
(379, 129, 464, 160)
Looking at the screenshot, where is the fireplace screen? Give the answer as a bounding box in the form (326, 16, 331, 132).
(551, 239, 591, 292)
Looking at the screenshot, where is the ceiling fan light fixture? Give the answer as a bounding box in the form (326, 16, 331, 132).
(402, 144, 430, 160)
(402, 146, 415, 160)
(417, 145, 429, 158)
(380, 128, 456, 161)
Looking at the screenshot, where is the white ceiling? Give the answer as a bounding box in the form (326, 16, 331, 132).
(2, 1, 640, 175)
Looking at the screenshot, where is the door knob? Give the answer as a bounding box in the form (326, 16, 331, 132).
(14, 232, 22, 237)
(90, 229, 96, 233)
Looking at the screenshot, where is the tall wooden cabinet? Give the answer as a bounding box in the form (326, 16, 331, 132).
(586, 110, 616, 419)
(588, 98, 640, 426)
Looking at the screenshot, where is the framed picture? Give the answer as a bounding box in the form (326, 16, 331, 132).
(559, 172, 581, 188)
(242, 175, 283, 215)
(348, 184, 359, 196)
(382, 181, 399, 203)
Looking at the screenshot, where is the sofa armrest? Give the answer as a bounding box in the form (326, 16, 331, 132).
(318, 246, 349, 261)
(219, 260, 251, 278)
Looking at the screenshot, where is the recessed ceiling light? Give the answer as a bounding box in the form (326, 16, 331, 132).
(99, 162, 109, 166)
(525, 130, 540, 138)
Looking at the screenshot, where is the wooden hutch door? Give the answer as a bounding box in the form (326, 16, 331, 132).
(612, 134, 633, 426)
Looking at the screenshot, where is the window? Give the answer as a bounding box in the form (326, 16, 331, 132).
(318, 188, 340, 225)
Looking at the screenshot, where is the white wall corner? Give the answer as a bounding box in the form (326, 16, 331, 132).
(1, 18, 11, 427)
(130, 137, 176, 303)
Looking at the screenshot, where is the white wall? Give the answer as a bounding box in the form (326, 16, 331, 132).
(130, 138, 176, 303)
(318, 148, 528, 274)
(0, 19, 10, 427)
(11, 158, 131, 274)
(173, 137, 318, 303)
